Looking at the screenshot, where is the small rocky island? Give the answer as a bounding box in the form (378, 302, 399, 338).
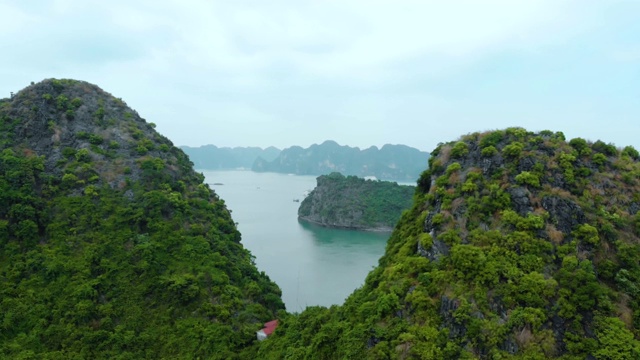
(298, 172, 415, 231)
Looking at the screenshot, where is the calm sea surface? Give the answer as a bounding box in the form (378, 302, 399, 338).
(201, 170, 390, 311)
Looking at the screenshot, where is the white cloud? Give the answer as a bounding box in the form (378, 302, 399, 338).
(61, 0, 593, 82)
(1, 0, 597, 86)
(1, 0, 638, 151)
(0, 2, 37, 33)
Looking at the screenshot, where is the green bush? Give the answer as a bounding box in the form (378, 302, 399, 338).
(481, 146, 498, 157)
(591, 153, 609, 169)
(506, 127, 527, 138)
(136, 145, 148, 155)
(622, 145, 640, 160)
(446, 162, 461, 175)
(515, 171, 540, 187)
(61, 173, 79, 187)
(573, 223, 599, 246)
(88, 134, 103, 145)
(131, 129, 144, 140)
(70, 97, 83, 109)
(451, 142, 469, 158)
(450, 244, 486, 280)
(569, 138, 591, 156)
(479, 131, 505, 148)
(75, 148, 91, 162)
(419, 233, 433, 249)
(462, 179, 477, 193)
(594, 317, 640, 359)
(55, 95, 68, 110)
(502, 142, 524, 158)
(94, 104, 105, 120)
(62, 147, 76, 158)
(592, 140, 618, 156)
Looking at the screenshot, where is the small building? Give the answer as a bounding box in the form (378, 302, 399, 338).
(256, 320, 278, 341)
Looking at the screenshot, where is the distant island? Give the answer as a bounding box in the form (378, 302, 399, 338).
(181, 145, 280, 170)
(252, 140, 429, 181)
(298, 172, 415, 231)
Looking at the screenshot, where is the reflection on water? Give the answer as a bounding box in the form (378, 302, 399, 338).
(202, 170, 389, 311)
(298, 219, 389, 249)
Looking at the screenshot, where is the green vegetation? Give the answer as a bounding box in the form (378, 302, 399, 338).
(5, 79, 640, 358)
(260, 128, 640, 359)
(0, 79, 283, 359)
(298, 172, 415, 231)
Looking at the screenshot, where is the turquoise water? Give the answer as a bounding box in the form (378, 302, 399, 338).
(201, 170, 390, 311)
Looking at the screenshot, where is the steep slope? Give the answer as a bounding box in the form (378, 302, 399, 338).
(259, 128, 640, 359)
(252, 140, 429, 181)
(181, 144, 281, 170)
(0, 79, 284, 359)
(298, 172, 415, 231)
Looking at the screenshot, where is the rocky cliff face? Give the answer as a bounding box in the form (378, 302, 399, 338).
(259, 128, 640, 359)
(1, 79, 191, 189)
(298, 172, 415, 231)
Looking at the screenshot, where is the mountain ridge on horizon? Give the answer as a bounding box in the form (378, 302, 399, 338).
(252, 140, 430, 181)
(182, 139, 432, 153)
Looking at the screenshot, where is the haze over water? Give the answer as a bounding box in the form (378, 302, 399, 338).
(201, 170, 389, 311)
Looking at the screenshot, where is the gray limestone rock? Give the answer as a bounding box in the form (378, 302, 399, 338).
(508, 186, 533, 216)
(542, 196, 586, 234)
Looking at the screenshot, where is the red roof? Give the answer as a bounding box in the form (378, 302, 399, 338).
(263, 320, 278, 336)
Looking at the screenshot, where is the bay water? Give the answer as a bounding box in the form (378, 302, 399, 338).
(201, 170, 390, 311)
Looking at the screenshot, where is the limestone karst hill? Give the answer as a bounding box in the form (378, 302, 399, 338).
(258, 128, 640, 359)
(0, 79, 283, 359)
(298, 172, 414, 231)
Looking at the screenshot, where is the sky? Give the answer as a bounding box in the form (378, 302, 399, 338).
(1, 0, 639, 152)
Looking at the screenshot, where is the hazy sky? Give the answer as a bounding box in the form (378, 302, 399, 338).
(1, 1, 639, 152)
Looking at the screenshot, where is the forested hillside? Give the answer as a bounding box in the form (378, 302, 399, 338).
(298, 172, 414, 231)
(259, 128, 640, 359)
(0, 79, 284, 359)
